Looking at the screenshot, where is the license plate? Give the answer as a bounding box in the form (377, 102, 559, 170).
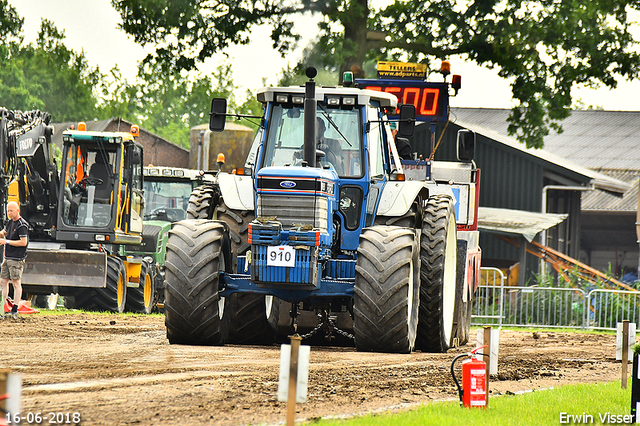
(267, 245, 296, 267)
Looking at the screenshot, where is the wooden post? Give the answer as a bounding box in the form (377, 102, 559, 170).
(0, 369, 9, 414)
(286, 335, 302, 426)
(484, 326, 491, 406)
(623, 320, 630, 389)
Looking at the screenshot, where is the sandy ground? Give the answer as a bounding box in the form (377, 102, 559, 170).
(0, 313, 623, 425)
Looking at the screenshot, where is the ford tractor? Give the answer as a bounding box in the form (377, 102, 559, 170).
(164, 64, 480, 353)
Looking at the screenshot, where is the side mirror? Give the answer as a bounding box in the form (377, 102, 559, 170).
(209, 98, 228, 132)
(398, 104, 415, 138)
(457, 129, 476, 162)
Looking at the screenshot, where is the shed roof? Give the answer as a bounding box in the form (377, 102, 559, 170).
(451, 118, 630, 195)
(51, 118, 188, 153)
(451, 108, 640, 171)
(478, 207, 568, 242)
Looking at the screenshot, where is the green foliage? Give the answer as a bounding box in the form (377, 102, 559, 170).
(121, 61, 238, 148)
(114, 0, 640, 149)
(14, 20, 101, 121)
(0, 5, 247, 147)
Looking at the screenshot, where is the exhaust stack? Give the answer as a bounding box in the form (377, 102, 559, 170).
(303, 67, 317, 167)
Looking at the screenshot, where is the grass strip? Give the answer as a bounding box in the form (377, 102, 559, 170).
(312, 381, 632, 426)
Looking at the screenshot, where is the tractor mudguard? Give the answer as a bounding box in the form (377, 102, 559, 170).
(376, 181, 427, 217)
(218, 172, 255, 211)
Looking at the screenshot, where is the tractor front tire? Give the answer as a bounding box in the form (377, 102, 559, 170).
(354, 226, 420, 353)
(73, 256, 127, 313)
(164, 220, 229, 345)
(416, 195, 458, 352)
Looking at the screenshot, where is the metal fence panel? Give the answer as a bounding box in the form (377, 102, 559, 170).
(472, 268, 505, 326)
(587, 289, 640, 330)
(472, 268, 588, 328)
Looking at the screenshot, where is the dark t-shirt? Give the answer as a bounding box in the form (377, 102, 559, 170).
(4, 217, 29, 260)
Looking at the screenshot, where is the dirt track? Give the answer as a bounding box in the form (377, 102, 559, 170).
(0, 313, 622, 425)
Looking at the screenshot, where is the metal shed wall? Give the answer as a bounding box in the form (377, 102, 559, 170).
(411, 121, 587, 276)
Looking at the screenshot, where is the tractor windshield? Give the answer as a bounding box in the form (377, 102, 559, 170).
(262, 104, 363, 178)
(143, 179, 193, 222)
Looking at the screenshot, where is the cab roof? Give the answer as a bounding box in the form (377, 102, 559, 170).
(256, 85, 398, 108)
(144, 166, 215, 182)
(62, 130, 136, 143)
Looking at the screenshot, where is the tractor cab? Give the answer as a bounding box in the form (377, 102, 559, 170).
(247, 85, 412, 253)
(56, 124, 144, 247)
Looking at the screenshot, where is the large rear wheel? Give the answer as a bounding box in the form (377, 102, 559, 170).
(217, 199, 279, 345)
(164, 220, 229, 345)
(416, 195, 458, 352)
(353, 226, 419, 353)
(186, 185, 219, 219)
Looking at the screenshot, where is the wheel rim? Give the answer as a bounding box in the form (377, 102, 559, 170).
(407, 260, 414, 322)
(265, 295, 274, 320)
(218, 251, 226, 319)
(143, 272, 152, 308)
(442, 215, 457, 344)
(117, 270, 125, 308)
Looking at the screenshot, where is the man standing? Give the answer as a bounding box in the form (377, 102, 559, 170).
(0, 201, 29, 316)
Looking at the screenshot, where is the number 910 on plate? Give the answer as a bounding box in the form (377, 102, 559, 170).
(267, 245, 296, 267)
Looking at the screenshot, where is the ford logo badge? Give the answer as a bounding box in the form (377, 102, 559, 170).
(280, 181, 296, 188)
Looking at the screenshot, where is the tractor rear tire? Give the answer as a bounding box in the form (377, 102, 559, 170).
(216, 202, 253, 271)
(218, 202, 280, 344)
(416, 195, 458, 352)
(164, 220, 228, 345)
(186, 183, 280, 345)
(354, 226, 419, 353)
(225, 294, 280, 345)
(186, 185, 219, 219)
(125, 261, 155, 314)
(73, 256, 127, 313)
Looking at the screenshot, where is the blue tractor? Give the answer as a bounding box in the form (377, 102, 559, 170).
(164, 66, 478, 353)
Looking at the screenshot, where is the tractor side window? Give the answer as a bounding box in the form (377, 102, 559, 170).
(143, 180, 192, 222)
(263, 105, 304, 168)
(367, 106, 385, 178)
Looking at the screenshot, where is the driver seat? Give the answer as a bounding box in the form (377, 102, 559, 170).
(88, 155, 112, 202)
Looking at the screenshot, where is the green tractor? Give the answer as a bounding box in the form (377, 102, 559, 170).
(123, 166, 215, 312)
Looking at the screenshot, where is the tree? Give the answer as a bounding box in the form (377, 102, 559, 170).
(126, 61, 238, 148)
(15, 20, 102, 121)
(113, 0, 640, 148)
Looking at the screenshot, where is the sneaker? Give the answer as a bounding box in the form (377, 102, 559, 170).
(8, 305, 18, 316)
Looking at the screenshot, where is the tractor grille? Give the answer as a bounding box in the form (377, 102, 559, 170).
(256, 194, 328, 232)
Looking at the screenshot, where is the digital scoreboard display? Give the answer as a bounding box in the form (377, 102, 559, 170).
(355, 79, 449, 122)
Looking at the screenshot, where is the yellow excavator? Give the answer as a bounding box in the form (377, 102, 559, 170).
(0, 109, 150, 313)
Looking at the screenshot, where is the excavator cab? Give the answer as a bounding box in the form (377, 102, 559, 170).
(56, 127, 144, 247)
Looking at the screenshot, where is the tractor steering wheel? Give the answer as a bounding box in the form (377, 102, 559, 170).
(81, 176, 104, 187)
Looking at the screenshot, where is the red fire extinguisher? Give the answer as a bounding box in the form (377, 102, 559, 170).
(451, 345, 488, 408)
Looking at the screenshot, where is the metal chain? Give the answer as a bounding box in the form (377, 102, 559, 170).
(299, 322, 323, 340)
(298, 310, 355, 341)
